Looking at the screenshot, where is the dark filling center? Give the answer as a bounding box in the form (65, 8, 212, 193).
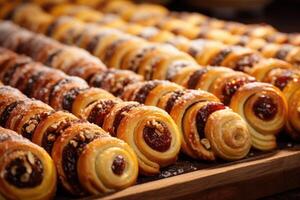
(87, 100, 116, 127)
(24, 70, 46, 97)
(0, 101, 23, 127)
(196, 102, 226, 138)
(46, 19, 62, 36)
(253, 95, 278, 121)
(86, 34, 102, 54)
(49, 78, 74, 102)
(275, 45, 292, 60)
(111, 155, 126, 176)
(4, 151, 44, 188)
(143, 120, 172, 152)
(62, 88, 87, 112)
(188, 46, 200, 58)
(103, 39, 126, 64)
(62, 131, 100, 193)
(165, 90, 186, 113)
(222, 77, 255, 105)
(187, 68, 207, 89)
(233, 54, 261, 72)
(45, 49, 63, 66)
(21, 112, 51, 140)
(111, 104, 140, 137)
(127, 47, 155, 72)
(273, 74, 293, 90)
(209, 48, 232, 66)
(134, 81, 160, 104)
(42, 118, 76, 153)
(2, 62, 28, 85)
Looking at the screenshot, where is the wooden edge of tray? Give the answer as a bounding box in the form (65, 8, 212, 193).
(97, 149, 300, 200)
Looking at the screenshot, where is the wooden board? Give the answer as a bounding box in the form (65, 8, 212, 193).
(93, 149, 300, 200)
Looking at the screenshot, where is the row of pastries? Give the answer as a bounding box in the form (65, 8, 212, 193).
(0, 23, 251, 161)
(74, 0, 300, 46)
(0, 82, 138, 197)
(0, 1, 299, 199)
(42, 3, 300, 67)
(0, 5, 295, 149)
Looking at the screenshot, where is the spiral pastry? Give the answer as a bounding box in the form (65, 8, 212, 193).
(0, 127, 57, 200)
(0, 21, 144, 97)
(0, 29, 252, 163)
(0, 85, 139, 196)
(229, 82, 288, 150)
(0, 48, 181, 175)
(81, 99, 181, 174)
(156, 89, 251, 160)
(51, 120, 138, 195)
(209, 72, 257, 105)
(89, 69, 144, 97)
(121, 80, 251, 160)
(43, 2, 300, 68)
(247, 63, 300, 140)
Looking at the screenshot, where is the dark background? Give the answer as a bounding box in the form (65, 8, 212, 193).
(165, 0, 300, 33)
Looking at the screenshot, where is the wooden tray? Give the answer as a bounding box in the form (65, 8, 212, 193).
(58, 140, 300, 200)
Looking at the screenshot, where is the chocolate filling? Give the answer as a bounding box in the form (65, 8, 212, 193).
(143, 120, 172, 152)
(187, 68, 207, 89)
(165, 90, 186, 113)
(62, 88, 87, 112)
(253, 95, 278, 121)
(103, 39, 126, 64)
(62, 130, 101, 193)
(127, 47, 155, 72)
(86, 34, 102, 53)
(196, 102, 226, 138)
(275, 45, 292, 60)
(222, 77, 255, 105)
(4, 151, 44, 188)
(209, 48, 232, 66)
(2, 62, 29, 85)
(111, 155, 126, 176)
(46, 19, 61, 36)
(48, 78, 73, 104)
(0, 101, 23, 127)
(87, 100, 116, 127)
(188, 46, 200, 58)
(89, 70, 133, 96)
(111, 104, 140, 137)
(23, 70, 46, 97)
(45, 49, 63, 66)
(233, 54, 261, 72)
(134, 81, 160, 104)
(89, 71, 111, 88)
(21, 112, 51, 140)
(41, 118, 76, 153)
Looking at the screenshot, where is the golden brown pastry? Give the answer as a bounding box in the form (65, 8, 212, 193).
(229, 82, 288, 150)
(0, 85, 139, 196)
(171, 65, 289, 150)
(0, 21, 144, 97)
(0, 127, 57, 200)
(122, 80, 251, 161)
(247, 61, 300, 140)
(0, 48, 181, 175)
(157, 89, 251, 160)
(51, 120, 138, 195)
(82, 100, 181, 174)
